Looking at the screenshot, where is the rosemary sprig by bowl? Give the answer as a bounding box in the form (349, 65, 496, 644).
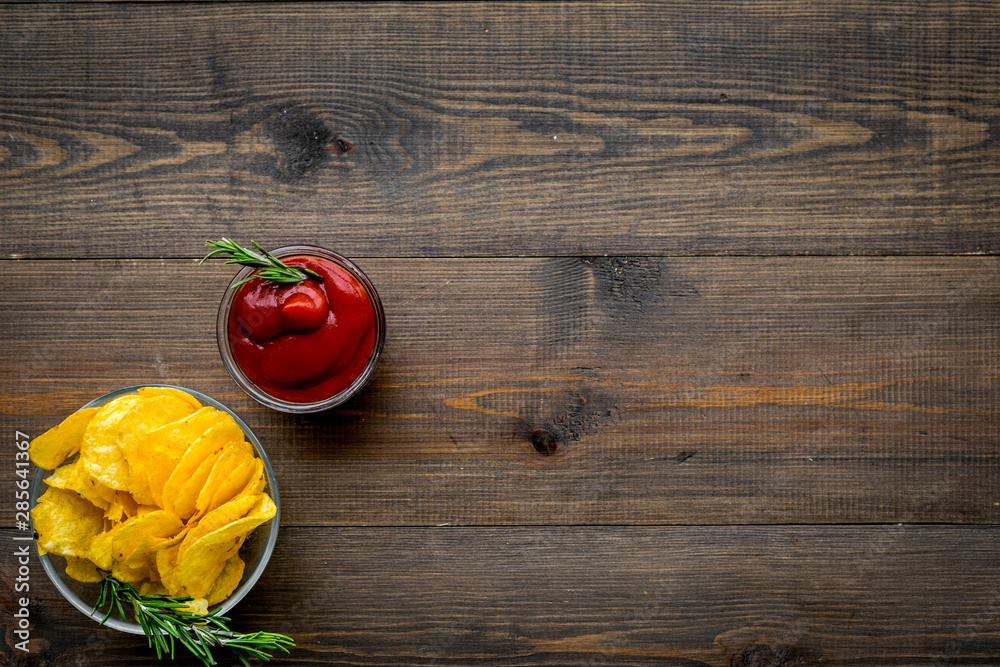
(29, 385, 280, 637)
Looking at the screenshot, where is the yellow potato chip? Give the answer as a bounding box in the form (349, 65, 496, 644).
(243, 493, 277, 524)
(31, 486, 105, 559)
(104, 490, 139, 524)
(89, 529, 116, 571)
(174, 532, 242, 598)
(155, 542, 182, 592)
(64, 555, 103, 584)
(139, 581, 170, 596)
(136, 386, 203, 412)
(162, 419, 245, 518)
(236, 457, 266, 498)
(118, 395, 197, 504)
(168, 449, 225, 520)
(80, 395, 142, 490)
(144, 407, 225, 507)
(175, 495, 275, 599)
(112, 558, 151, 584)
(178, 492, 261, 561)
(206, 554, 245, 606)
(29, 407, 100, 470)
(181, 598, 209, 616)
(44, 458, 115, 511)
(191, 444, 257, 520)
(136, 504, 161, 517)
(118, 395, 196, 454)
(42, 460, 79, 491)
(111, 510, 184, 566)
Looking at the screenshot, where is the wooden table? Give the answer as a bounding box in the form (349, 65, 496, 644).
(2, 2, 998, 665)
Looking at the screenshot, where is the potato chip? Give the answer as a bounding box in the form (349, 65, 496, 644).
(112, 558, 152, 584)
(155, 542, 182, 592)
(118, 395, 196, 455)
(44, 458, 116, 511)
(45, 459, 108, 509)
(144, 407, 224, 506)
(175, 495, 275, 598)
(191, 443, 257, 520)
(64, 555, 103, 583)
(105, 490, 139, 524)
(174, 531, 242, 598)
(31, 486, 105, 559)
(236, 457, 266, 499)
(178, 492, 261, 561)
(111, 510, 184, 566)
(243, 492, 277, 524)
(79, 395, 142, 490)
(181, 598, 209, 616)
(163, 419, 245, 519)
(167, 450, 225, 520)
(139, 581, 170, 596)
(42, 460, 79, 491)
(29, 407, 99, 470)
(136, 386, 203, 412)
(88, 529, 116, 571)
(206, 554, 245, 606)
(118, 395, 196, 504)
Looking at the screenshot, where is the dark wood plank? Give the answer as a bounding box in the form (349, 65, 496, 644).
(2, 2, 999, 257)
(5, 525, 1000, 666)
(2, 256, 996, 526)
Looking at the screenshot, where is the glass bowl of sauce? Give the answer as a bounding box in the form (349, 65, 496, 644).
(216, 245, 385, 413)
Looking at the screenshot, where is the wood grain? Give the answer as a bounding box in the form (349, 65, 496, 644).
(2, 257, 996, 526)
(2, 2, 999, 257)
(5, 525, 1000, 666)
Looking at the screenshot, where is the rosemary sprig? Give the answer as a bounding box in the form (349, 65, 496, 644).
(94, 575, 295, 666)
(200, 238, 322, 288)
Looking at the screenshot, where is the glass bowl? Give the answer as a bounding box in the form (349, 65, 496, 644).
(29, 384, 280, 635)
(215, 245, 385, 414)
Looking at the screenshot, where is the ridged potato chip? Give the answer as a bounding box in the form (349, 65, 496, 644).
(44, 458, 116, 511)
(162, 417, 245, 518)
(79, 395, 142, 490)
(206, 554, 245, 606)
(136, 386, 203, 412)
(32, 486, 105, 559)
(118, 395, 197, 505)
(175, 495, 275, 599)
(29, 407, 99, 470)
(191, 442, 257, 520)
(144, 407, 223, 506)
(64, 556, 103, 584)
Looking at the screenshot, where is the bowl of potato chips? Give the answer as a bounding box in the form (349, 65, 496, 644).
(28, 385, 279, 634)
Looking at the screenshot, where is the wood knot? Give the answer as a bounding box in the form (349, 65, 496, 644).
(531, 429, 558, 456)
(261, 107, 334, 178)
(731, 643, 808, 667)
(326, 135, 354, 153)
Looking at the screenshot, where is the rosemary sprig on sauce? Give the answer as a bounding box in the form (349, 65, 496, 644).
(200, 238, 321, 288)
(94, 575, 295, 666)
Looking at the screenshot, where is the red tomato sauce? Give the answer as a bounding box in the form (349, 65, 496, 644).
(228, 255, 377, 403)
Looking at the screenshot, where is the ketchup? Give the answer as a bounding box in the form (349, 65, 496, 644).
(228, 254, 377, 404)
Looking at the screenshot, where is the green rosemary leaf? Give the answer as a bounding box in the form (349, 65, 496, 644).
(201, 238, 322, 288)
(94, 574, 295, 666)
